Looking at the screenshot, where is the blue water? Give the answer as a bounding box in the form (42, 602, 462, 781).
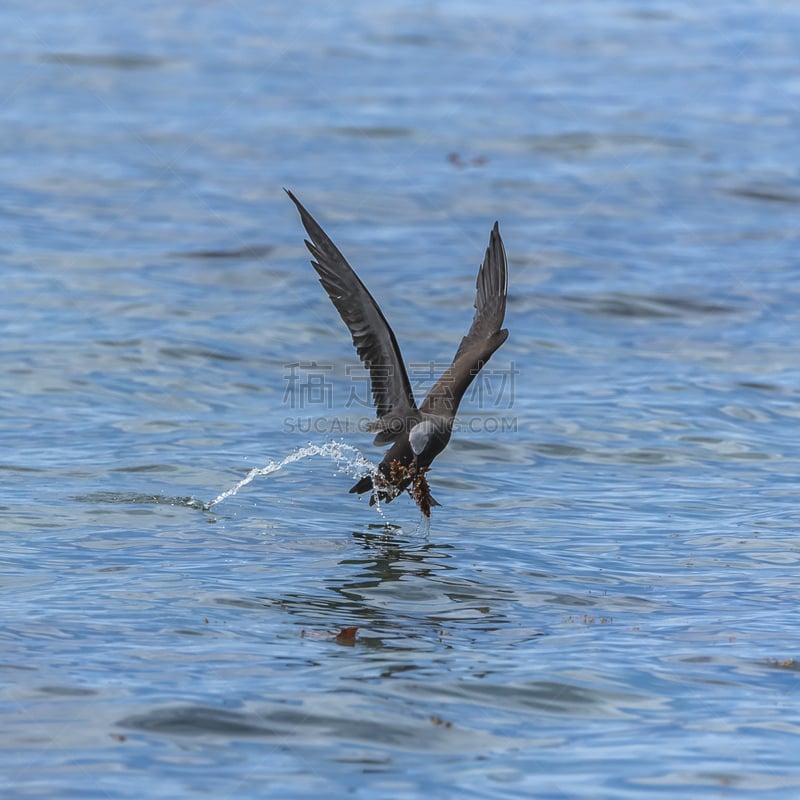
(2, 1, 800, 797)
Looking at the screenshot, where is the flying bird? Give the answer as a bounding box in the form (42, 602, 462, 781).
(287, 190, 508, 516)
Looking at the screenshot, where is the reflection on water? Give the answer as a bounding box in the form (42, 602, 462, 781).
(259, 530, 467, 627)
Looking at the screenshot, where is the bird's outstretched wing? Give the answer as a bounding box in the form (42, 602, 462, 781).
(286, 190, 419, 443)
(421, 222, 509, 415)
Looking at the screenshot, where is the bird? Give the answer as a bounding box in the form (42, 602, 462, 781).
(286, 189, 508, 516)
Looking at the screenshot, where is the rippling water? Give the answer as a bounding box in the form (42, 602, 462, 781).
(2, 1, 800, 797)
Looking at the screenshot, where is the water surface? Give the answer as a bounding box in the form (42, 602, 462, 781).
(2, 1, 800, 797)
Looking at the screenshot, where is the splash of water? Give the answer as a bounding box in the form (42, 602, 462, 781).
(205, 441, 379, 511)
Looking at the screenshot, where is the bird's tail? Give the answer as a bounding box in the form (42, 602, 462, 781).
(349, 475, 373, 495)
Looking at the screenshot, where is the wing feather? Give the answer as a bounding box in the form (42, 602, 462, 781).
(421, 222, 509, 415)
(286, 190, 418, 437)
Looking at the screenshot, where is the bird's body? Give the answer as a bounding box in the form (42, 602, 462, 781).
(287, 190, 508, 516)
(349, 412, 453, 514)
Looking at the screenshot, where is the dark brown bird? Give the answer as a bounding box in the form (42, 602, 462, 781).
(287, 190, 508, 516)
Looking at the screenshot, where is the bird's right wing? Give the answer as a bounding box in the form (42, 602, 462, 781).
(421, 222, 509, 415)
(286, 190, 419, 443)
